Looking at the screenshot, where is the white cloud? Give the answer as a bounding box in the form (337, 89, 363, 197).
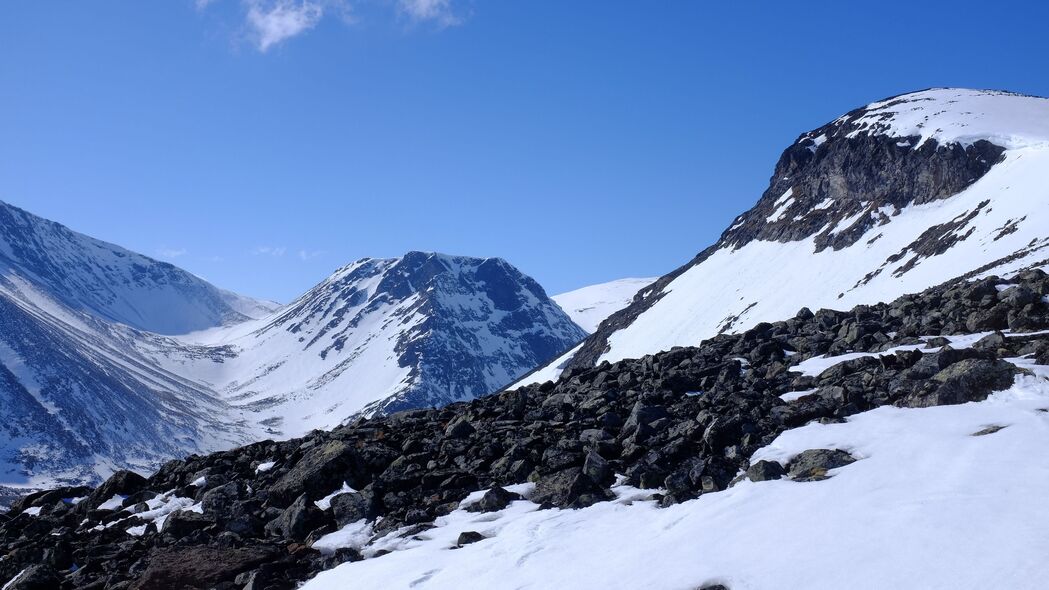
(245, 0, 325, 52)
(195, 0, 219, 10)
(253, 245, 287, 256)
(299, 249, 325, 261)
(398, 0, 461, 27)
(157, 247, 188, 258)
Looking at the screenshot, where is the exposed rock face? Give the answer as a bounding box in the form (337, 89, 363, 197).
(565, 89, 1049, 371)
(3, 270, 1048, 589)
(210, 251, 589, 432)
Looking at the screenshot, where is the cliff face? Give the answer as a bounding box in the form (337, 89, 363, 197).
(565, 89, 1049, 370)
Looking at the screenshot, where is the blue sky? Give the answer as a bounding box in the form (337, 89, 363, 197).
(3, 1, 1049, 303)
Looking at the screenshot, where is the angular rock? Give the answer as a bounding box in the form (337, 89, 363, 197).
(531, 467, 612, 508)
(787, 449, 857, 482)
(746, 460, 787, 482)
(269, 440, 362, 505)
(465, 486, 522, 513)
(265, 493, 324, 541)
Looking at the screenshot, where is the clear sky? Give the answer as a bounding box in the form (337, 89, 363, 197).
(3, 1, 1049, 303)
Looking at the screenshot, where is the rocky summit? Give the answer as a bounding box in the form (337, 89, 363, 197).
(4, 268, 1049, 589)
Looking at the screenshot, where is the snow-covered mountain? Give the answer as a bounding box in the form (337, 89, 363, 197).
(0, 200, 277, 334)
(552, 278, 656, 333)
(0, 204, 584, 487)
(182, 252, 586, 436)
(0, 200, 273, 488)
(558, 88, 1049, 372)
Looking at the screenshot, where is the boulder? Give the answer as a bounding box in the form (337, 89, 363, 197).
(456, 531, 486, 546)
(330, 490, 380, 526)
(264, 493, 324, 541)
(787, 449, 856, 482)
(269, 440, 362, 505)
(902, 358, 1018, 408)
(130, 545, 275, 590)
(746, 460, 786, 482)
(531, 467, 612, 508)
(466, 486, 522, 513)
(2, 565, 61, 590)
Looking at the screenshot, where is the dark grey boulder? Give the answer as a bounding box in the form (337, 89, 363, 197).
(531, 467, 612, 508)
(787, 449, 857, 482)
(264, 493, 324, 541)
(456, 531, 486, 546)
(269, 440, 362, 505)
(444, 416, 476, 439)
(902, 358, 1018, 408)
(465, 486, 521, 513)
(746, 460, 786, 482)
(162, 510, 213, 539)
(2, 564, 61, 590)
(330, 490, 379, 526)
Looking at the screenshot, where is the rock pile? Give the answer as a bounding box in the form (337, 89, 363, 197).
(3, 270, 1049, 589)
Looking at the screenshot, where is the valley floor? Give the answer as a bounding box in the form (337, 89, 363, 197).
(302, 368, 1049, 589)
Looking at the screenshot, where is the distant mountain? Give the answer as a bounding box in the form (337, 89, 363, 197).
(0, 200, 268, 488)
(0, 204, 583, 487)
(550, 88, 1049, 373)
(0, 200, 277, 334)
(191, 252, 586, 435)
(552, 278, 656, 333)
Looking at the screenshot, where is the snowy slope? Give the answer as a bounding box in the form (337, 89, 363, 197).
(177, 252, 586, 437)
(301, 372, 1049, 590)
(0, 200, 277, 334)
(565, 89, 1049, 369)
(0, 274, 250, 489)
(552, 278, 655, 333)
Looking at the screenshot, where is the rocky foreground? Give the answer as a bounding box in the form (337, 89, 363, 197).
(3, 270, 1049, 589)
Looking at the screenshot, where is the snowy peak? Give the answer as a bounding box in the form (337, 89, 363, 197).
(809, 88, 1049, 150)
(564, 88, 1049, 369)
(0, 200, 275, 334)
(215, 251, 586, 433)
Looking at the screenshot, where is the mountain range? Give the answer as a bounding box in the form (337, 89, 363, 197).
(3, 87, 1049, 589)
(5, 87, 1049, 590)
(0, 203, 589, 489)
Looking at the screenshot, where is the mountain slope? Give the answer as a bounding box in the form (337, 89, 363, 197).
(185, 252, 586, 436)
(0, 269, 250, 488)
(552, 278, 656, 333)
(6, 268, 1049, 589)
(565, 88, 1049, 370)
(0, 200, 277, 335)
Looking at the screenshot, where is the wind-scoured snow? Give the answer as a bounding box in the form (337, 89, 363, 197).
(552, 278, 655, 333)
(301, 372, 1049, 590)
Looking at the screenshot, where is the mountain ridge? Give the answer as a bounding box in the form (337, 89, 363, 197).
(562, 88, 1049, 372)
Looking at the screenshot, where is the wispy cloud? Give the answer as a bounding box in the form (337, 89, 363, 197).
(157, 247, 188, 258)
(298, 249, 325, 261)
(253, 245, 287, 257)
(196, 0, 461, 51)
(398, 0, 461, 27)
(245, 0, 325, 52)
